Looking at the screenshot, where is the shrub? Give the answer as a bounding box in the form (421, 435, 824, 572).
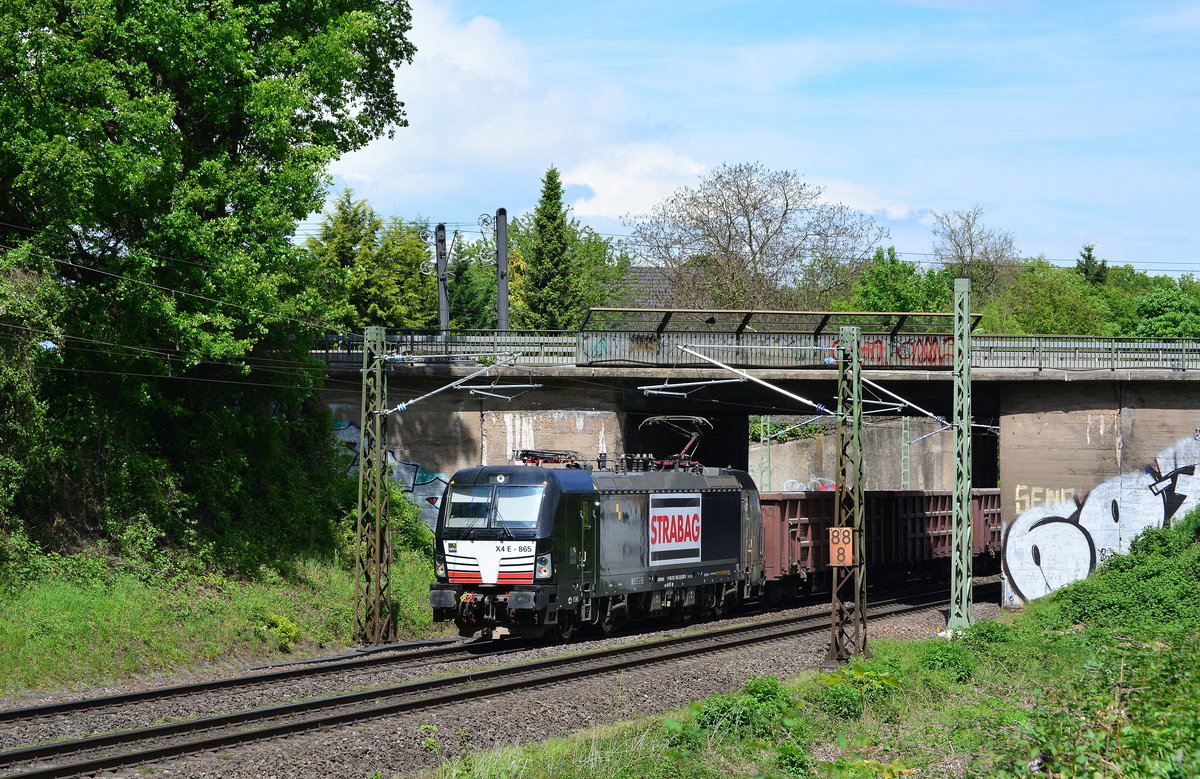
(256, 612, 301, 652)
(694, 676, 795, 739)
(813, 682, 862, 719)
(997, 630, 1200, 777)
(822, 660, 900, 704)
(1045, 517, 1200, 638)
(961, 619, 1016, 649)
(917, 640, 974, 683)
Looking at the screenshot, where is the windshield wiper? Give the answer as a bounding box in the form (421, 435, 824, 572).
(493, 509, 514, 540)
(460, 510, 486, 539)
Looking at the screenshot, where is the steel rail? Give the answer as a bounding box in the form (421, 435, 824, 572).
(1, 583, 996, 778)
(0, 638, 504, 723)
(0, 582, 863, 723)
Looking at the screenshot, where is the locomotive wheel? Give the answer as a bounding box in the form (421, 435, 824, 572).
(454, 617, 475, 638)
(599, 609, 623, 637)
(555, 611, 577, 642)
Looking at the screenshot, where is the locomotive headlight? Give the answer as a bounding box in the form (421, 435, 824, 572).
(535, 553, 553, 579)
(434, 554, 446, 578)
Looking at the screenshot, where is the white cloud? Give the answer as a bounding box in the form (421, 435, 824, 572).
(330, 0, 643, 211)
(314, 1, 1199, 272)
(562, 145, 708, 219)
(815, 178, 917, 221)
(1134, 3, 1200, 32)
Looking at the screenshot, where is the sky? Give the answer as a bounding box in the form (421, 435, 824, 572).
(308, 0, 1200, 277)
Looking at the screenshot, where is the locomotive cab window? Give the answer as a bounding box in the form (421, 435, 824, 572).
(445, 485, 545, 533)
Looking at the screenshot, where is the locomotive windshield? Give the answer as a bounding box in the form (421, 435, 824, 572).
(445, 485, 545, 533)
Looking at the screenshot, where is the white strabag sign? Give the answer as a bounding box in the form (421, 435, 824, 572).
(649, 492, 702, 566)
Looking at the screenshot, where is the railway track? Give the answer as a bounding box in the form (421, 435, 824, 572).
(0, 582, 996, 778)
(0, 586, 853, 729)
(0, 636, 521, 725)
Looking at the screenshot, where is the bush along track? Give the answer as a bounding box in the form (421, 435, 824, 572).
(422, 508, 1200, 778)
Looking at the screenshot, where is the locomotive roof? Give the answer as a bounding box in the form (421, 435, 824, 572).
(448, 464, 757, 493)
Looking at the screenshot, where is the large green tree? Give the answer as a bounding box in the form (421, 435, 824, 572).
(0, 0, 415, 575)
(977, 259, 1111, 335)
(843, 247, 953, 312)
(306, 190, 436, 330)
(1131, 288, 1200, 338)
(515, 167, 629, 330)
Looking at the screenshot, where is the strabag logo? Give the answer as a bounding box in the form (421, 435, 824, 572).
(649, 493, 702, 566)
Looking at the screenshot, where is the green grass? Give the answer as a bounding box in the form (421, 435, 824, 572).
(0, 549, 436, 696)
(411, 510, 1200, 779)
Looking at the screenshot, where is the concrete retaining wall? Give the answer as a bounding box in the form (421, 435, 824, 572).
(1000, 382, 1200, 606)
(748, 417, 955, 492)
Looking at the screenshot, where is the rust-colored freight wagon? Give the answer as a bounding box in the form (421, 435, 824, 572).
(758, 489, 1001, 596)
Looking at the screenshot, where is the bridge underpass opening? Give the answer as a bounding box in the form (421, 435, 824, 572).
(616, 374, 999, 490)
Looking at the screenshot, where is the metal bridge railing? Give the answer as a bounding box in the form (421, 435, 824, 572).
(311, 331, 578, 367)
(311, 331, 1200, 371)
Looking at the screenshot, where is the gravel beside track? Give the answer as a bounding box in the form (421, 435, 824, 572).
(2, 596, 999, 778)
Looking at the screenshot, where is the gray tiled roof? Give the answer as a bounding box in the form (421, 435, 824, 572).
(611, 265, 675, 309)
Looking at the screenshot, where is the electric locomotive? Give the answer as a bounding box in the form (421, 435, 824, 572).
(429, 451, 764, 640)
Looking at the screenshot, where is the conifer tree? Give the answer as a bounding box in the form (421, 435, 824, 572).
(306, 190, 436, 330)
(515, 167, 629, 330)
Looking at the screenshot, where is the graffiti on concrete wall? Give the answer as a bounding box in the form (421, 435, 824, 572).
(782, 476, 836, 492)
(1003, 434, 1200, 605)
(332, 419, 449, 529)
(392, 463, 450, 528)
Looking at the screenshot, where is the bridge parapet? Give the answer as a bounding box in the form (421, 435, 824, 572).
(312, 331, 1200, 372)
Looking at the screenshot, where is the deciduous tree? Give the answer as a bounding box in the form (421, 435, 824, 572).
(624, 162, 887, 310)
(844, 247, 953, 313)
(1131, 288, 1200, 338)
(929, 205, 1020, 299)
(0, 0, 416, 573)
(977, 259, 1111, 335)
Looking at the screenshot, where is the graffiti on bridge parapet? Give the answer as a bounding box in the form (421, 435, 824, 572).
(584, 337, 607, 360)
(826, 335, 956, 366)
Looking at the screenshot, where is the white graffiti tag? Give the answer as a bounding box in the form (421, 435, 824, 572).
(1003, 436, 1200, 606)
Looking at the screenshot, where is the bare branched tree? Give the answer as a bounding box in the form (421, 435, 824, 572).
(624, 162, 888, 310)
(930, 205, 1020, 299)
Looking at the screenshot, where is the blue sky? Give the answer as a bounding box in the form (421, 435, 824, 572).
(312, 0, 1200, 276)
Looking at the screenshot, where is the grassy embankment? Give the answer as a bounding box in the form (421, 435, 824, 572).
(0, 491, 438, 698)
(418, 508, 1200, 779)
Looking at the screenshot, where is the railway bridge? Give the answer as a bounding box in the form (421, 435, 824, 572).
(314, 309, 1200, 607)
